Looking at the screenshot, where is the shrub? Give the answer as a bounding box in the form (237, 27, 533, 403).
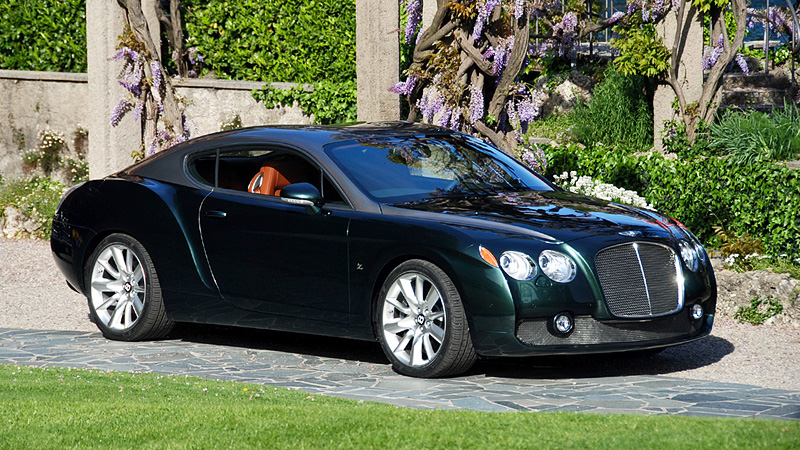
(253, 80, 357, 124)
(183, 0, 355, 84)
(710, 102, 800, 165)
(570, 67, 653, 151)
(544, 143, 800, 259)
(0, 0, 87, 72)
(734, 296, 784, 325)
(0, 177, 65, 239)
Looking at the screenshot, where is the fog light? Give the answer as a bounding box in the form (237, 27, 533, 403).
(553, 313, 574, 334)
(690, 303, 704, 320)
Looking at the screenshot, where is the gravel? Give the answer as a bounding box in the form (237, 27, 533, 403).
(1, 236, 798, 391)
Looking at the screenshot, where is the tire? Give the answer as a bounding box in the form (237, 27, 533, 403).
(85, 233, 174, 341)
(375, 260, 477, 377)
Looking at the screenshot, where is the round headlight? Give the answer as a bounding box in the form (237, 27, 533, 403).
(692, 241, 708, 265)
(679, 241, 699, 272)
(499, 251, 536, 281)
(538, 250, 577, 283)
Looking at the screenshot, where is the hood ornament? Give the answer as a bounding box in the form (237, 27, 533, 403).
(619, 230, 642, 238)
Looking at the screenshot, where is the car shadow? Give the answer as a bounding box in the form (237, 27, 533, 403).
(170, 323, 735, 380)
(168, 323, 389, 365)
(470, 335, 736, 379)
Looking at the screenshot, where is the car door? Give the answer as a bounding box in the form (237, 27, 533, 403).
(197, 146, 352, 323)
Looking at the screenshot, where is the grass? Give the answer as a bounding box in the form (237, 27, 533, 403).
(1, 365, 798, 449)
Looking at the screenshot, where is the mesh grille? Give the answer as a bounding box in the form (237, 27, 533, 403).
(516, 314, 700, 346)
(595, 243, 681, 318)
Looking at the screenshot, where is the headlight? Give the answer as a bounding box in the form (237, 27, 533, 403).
(538, 250, 577, 283)
(692, 240, 708, 265)
(679, 240, 699, 272)
(499, 251, 536, 280)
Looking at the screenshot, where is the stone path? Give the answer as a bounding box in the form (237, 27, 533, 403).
(1, 326, 799, 420)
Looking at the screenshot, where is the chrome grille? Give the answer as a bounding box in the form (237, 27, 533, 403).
(595, 242, 682, 318)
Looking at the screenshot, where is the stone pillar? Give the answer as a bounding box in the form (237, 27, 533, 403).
(86, 0, 160, 179)
(422, 1, 438, 30)
(356, 0, 400, 122)
(653, 6, 704, 152)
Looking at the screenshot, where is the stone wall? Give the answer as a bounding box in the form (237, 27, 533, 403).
(0, 70, 309, 181)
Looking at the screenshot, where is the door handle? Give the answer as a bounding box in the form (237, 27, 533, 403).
(204, 210, 227, 219)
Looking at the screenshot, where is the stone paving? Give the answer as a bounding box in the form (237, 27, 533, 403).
(1, 326, 799, 420)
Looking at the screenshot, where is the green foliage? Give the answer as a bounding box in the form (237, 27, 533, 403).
(3, 365, 800, 449)
(613, 24, 670, 78)
(253, 80, 357, 124)
(0, 177, 65, 239)
(544, 144, 800, 259)
(570, 68, 653, 151)
(710, 103, 800, 165)
(220, 114, 243, 131)
(0, 0, 87, 72)
(183, 0, 355, 84)
(714, 225, 764, 259)
(692, 0, 729, 14)
(734, 296, 784, 325)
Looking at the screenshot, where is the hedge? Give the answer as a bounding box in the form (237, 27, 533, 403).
(544, 145, 800, 259)
(183, 0, 356, 84)
(0, 0, 87, 72)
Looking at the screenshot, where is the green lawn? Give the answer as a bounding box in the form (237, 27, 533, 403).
(1, 365, 798, 449)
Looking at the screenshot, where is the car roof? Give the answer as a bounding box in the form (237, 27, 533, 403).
(121, 121, 455, 186)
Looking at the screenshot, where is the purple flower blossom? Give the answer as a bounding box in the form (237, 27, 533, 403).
(521, 144, 547, 173)
(703, 34, 724, 70)
(150, 61, 162, 92)
(401, 0, 422, 44)
(469, 85, 484, 125)
(735, 54, 750, 75)
(110, 99, 132, 127)
(608, 11, 624, 24)
(672, 0, 680, 10)
(515, 0, 525, 19)
(642, 9, 651, 22)
(438, 106, 452, 128)
(627, 2, 638, 15)
(188, 46, 204, 65)
(517, 97, 539, 123)
(506, 100, 518, 125)
(449, 109, 462, 131)
(133, 100, 145, 122)
(389, 74, 417, 96)
(417, 88, 444, 123)
(472, 0, 501, 42)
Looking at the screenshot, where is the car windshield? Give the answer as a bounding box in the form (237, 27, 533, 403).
(326, 134, 553, 203)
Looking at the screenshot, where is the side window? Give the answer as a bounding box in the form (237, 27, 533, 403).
(188, 146, 349, 207)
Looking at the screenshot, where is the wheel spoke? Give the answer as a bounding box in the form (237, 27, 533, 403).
(424, 287, 440, 311)
(133, 265, 144, 285)
(111, 247, 128, 274)
(108, 301, 127, 329)
(125, 248, 135, 276)
(428, 310, 445, 322)
(98, 259, 120, 279)
(383, 316, 415, 334)
(410, 332, 425, 366)
(422, 333, 436, 360)
(393, 331, 413, 355)
(92, 278, 122, 294)
(132, 295, 144, 316)
(414, 276, 425, 309)
(399, 278, 419, 309)
(386, 296, 411, 315)
(430, 323, 445, 343)
(97, 293, 121, 313)
(124, 300, 134, 325)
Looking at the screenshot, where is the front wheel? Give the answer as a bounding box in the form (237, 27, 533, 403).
(85, 233, 173, 341)
(375, 260, 476, 377)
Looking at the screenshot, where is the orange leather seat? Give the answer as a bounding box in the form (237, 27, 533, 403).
(248, 166, 291, 196)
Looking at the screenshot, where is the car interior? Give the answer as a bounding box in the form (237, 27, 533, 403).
(190, 149, 346, 205)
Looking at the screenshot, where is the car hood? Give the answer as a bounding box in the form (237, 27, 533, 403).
(385, 190, 677, 243)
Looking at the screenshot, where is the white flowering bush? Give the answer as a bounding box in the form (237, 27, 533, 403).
(553, 171, 653, 209)
(0, 177, 66, 239)
(21, 128, 65, 173)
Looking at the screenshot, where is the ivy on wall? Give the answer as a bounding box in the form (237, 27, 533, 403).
(0, 0, 87, 72)
(183, 0, 356, 84)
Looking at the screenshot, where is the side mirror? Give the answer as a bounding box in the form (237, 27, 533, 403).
(280, 182, 325, 214)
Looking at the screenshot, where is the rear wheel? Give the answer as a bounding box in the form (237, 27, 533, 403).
(375, 260, 476, 377)
(85, 234, 173, 341)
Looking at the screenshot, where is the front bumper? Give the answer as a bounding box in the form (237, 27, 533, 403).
(469, 310, 714, 357)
